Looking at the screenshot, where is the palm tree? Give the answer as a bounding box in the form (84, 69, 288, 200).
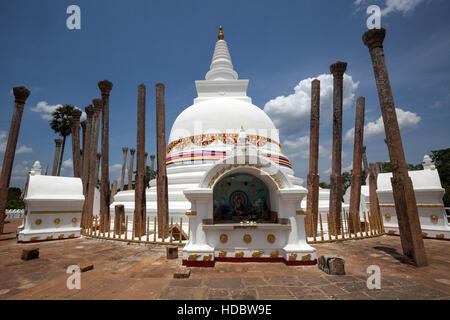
(50, 104, 76, 176)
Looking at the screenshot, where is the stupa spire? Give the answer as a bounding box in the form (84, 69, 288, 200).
(205, 26, 238, 81)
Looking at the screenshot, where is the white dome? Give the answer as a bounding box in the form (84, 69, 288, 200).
(168, 97, 280, 143)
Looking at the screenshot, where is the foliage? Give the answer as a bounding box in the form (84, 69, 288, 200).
(430, 148, 450, 207)
(342, 171, 352, 193)
(6, 187, 24, 209)
(145, 166, 158, 187)
(381, 161, 423, 173)
(319, 181, 330, 189)
(50, 104, 76, 176)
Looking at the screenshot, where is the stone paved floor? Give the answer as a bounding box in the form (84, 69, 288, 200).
(1, 219, 449, 300)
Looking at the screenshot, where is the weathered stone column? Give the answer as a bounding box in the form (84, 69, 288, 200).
(81, 107, 93, 199)
(156, 83, 169, 238)
(368, 163, 381, 228)
(98, 80, 113, 231)
(349, 97, 365, 233)
(84, 99, 102, 221)
(51, 139, 63, 176)
(95, 153, 101, 184)
(145, 152, 148, 169)
(328, 61, 347, 234)
(134, 84, 147, 237)
(110, 180, 118, 203)
(150, 154, 155, 172)
(70, 109, 82, 178)
(128, 148, 135, 190)
(306, 79, 320, 237)
(363, 28, 427, 266)
(120, 147, 128, 191)
(0, 86, 30, 234)
(80, 120, 87, 176)
(362, 146, 369, 181)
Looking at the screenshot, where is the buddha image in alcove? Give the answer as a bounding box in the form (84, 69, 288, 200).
(230, 191, 248, 216)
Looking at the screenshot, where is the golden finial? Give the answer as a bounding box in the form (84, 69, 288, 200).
(218, 25, 224, 40)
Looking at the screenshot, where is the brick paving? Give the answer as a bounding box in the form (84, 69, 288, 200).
(0, 219, 449, 300)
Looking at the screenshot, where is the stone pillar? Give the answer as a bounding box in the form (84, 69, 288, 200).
(368, 163, 381, 228)
(84, 99, 102, 221)
(114, 204, 125, 234)
(81, 107, 93, 199)
(328, 61, 347, 234)
(110, 180, 118, 203)
(362, 146, 369, 181)
(98, 80, 113, 231)
(156, 83, 169, 238)
(120, 147, 128, 191)
(134, 84, 147, 237)
(0, 86, 30, 234)
(363, 28, 427, 266)
(80, 120, 87, 175)
(128, 148, 135, 190)
(70, 109, 82, 178)
(51, 139, 63, 176)
(306, 79, 320, 237)
(150, 154, 155, 172)
(349, 97, 365, 233)
(95, 153, 101, 184)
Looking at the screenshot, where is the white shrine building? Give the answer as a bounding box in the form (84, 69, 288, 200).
(111, 28, 318, 266)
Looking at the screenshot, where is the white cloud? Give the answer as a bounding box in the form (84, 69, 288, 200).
(381, 0, 427, 15)
(283, 136, 309, 149)
(110, 163, 122, 171)
(344, 108, 421, 142)
(62, 158, 73, 169)
(1, 130, 33, 154)
(429, 93, 450, 109)
(30, 101, 86, 121)
(354, 0, 427, 16)
(0, 131, 6, 152)
(264, 74, 359, 138)
(16, 146, 33, 154)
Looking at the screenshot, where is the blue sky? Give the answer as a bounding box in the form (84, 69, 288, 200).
(1, 0, 449, 187)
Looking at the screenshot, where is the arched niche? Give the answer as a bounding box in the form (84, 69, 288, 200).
(213, 172, 276, 223)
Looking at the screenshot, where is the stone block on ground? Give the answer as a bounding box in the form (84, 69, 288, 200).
(173, 267, 191, 279)
(318, 255, 345, 275)
(78, 263, 94, 272)
(166, 246, 178, 259)
(21, 248, 39, 260)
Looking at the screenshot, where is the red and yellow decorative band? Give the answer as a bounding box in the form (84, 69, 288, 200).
(167, 133, 283, 154)
(166, 150, 292, 168)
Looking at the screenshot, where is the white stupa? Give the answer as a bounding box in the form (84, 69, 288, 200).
(112, 26, 305, 219)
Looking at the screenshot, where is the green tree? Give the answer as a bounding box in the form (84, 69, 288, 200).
(6, 187, 24, 209)
(145, 166, 157, 188)
(50, 105, 76, 176)
(342, 171, 352, 193)
(430, 148, 450, 207)
(319, 181, 330, 189)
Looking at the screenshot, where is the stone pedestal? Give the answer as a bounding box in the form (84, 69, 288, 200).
(156, 83, 169, 238)
(70, 109, 82, 178)
(0, 86, 30, 234)
(363, 28, 427, 266)
(349, 97, 365, 233)
(329, 61, 347, 234)
(306, 79, 320, 237)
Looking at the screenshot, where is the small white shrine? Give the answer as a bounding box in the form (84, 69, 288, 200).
(18, 161, 84, 243)
(182, 129, 316, 267)
(377, 154, 450, 240)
